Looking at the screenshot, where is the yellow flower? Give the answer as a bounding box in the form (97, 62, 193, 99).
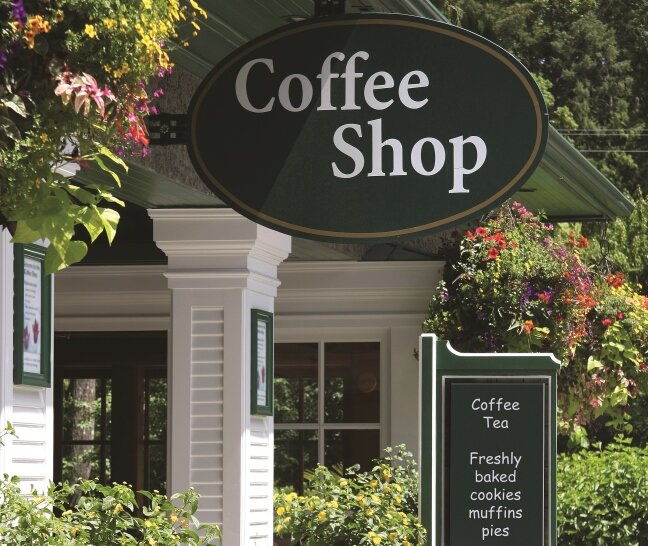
(389, 532, 398, 540)
(143, 0, 152, 8)
(276, 506, 285, 516)
(84, 24, 97, 38)
(370, 480, 378, 488)
(189, 0, 208, 18)
(372, 537, 381, 545)
(365, 508, 373, 516)
(113, 503, 123, 514)
(148, 539, 157, 546)
(103, 18, 117, 29)
(170, 513, 178, 524)
(403, 541, 411, 546)
(339, 479, 348, 487)
(327, 500, 338, 509)
(317, 510, 326, 520)
(371, 494, 380, 503)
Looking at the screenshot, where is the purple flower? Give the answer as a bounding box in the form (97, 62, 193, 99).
(519, 282, 535, 310)
(11, 0, 27, 25)
(483, 330, 497, 349)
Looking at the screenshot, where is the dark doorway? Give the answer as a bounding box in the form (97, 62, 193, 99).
(54, 331, 167, 492)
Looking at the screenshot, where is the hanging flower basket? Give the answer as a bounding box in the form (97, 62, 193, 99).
(0, 0, 206, 271)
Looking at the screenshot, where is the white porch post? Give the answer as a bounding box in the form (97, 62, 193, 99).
(149, 208, 291, 545)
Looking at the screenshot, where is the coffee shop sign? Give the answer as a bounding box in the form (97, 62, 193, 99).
(188, 15, 548, 242)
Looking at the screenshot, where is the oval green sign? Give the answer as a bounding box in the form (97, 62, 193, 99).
(187, 14, 548, 242)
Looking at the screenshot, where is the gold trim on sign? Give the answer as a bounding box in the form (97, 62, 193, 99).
(189, 16, 547, 239)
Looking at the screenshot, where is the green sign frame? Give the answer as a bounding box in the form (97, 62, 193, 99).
(251, 309, 274, 416)
(419, 334, 558, 545)
(13, 243, 52, 387)
(188, 14, 548, 243)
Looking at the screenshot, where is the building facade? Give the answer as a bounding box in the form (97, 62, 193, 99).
(0, 1, 634, 545)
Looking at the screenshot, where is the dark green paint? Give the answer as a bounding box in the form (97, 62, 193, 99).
(188, 14, 548, 242)
(13, 243, 52, 388)
(448, 382, 545, 545)
(251, 309, 274, 416)
(419, 335, 557, 546)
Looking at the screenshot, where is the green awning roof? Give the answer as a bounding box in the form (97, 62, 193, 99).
(77, 0, 633, 223)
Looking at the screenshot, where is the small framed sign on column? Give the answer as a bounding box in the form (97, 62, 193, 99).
(13, 243, 52, 387)
(251, 309, 273, 416)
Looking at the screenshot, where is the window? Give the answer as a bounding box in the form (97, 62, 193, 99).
(274, 342, 381, 492)
(54, 332, 167, 492)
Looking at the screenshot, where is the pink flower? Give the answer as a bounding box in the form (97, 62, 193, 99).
(475, 226, 489, 237)
(601, 318, 613, 327)
(55, 71, 115, 117)
(590, 397, 602, 408)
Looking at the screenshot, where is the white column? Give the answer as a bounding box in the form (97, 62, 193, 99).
(0, 232, 54, 492)
(150, 208, 291, 546)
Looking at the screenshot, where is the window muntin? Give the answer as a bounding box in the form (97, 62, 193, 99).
(274, 341, 381, 492)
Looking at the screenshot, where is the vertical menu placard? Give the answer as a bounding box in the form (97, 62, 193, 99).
(447, 381, 545, 545)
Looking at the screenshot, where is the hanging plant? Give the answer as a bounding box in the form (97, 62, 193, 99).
(424, 201, 648, 445)
(0, 0, 206, 271)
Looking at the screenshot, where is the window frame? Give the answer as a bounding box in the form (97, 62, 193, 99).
(273, 328, 389, 467)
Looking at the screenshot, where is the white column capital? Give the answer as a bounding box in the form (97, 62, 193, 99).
(149, 208, 291, 296)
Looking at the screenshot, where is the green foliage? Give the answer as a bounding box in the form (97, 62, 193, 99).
(0, 424, 219, 544)
(557, 443, 648, 545)
(274, 446, 426, 546)
(1, 0, 205, 272)
(424, 202, 648, 445)
(603, 191, 648, 289)
(0, 478, 221, 545)
(439, 0, 648, 195)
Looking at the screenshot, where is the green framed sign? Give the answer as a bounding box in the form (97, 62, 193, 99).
(251, 309, 273, 416)
(419, 334, 558, 545)
(13, 243, 52, 387)
(187, 14, 547, 243)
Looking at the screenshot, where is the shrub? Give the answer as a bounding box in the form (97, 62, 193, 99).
(0, 423, 220, 545)
(557, 444, 648, 545)
(0, 477, 221, 545)
(274, 446, 426, 546)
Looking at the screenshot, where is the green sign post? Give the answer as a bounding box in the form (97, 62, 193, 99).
(419, 334, 558, 545)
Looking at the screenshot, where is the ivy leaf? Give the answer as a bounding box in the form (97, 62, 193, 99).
(11, 221, 42, 244)
(44, 240, 88, 273)
(93, 155, 121, 187)
(98, 207, 120, 244)
(1, 95, 27, 117)
(0, 115, 21, 141)
(79, 206, 105, 242)
(98, 146, 128, 173)
(587, 357, 603, 372)
(65, 185, 97, 205)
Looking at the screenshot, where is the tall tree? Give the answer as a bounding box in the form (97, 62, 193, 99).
(440, 0, 647, 193)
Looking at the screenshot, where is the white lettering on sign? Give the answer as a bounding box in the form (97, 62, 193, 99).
(234, 50, 488, 192)
(467, 398, 525, 541)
